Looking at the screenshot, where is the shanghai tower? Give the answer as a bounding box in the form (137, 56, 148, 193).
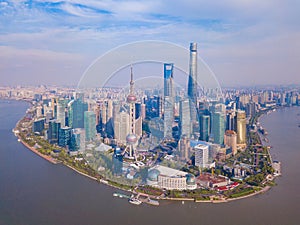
(187, 42, 198, 122)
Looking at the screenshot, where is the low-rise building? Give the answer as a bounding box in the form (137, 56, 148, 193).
(196, 173, 230, 189)
(147, 165, 197, 190)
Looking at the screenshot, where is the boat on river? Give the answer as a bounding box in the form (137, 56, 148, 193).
(129, 197, 142, 205)
(147, 198, 159, 206)
(113, 192, 130, 199)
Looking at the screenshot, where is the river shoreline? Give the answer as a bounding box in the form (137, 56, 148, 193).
(13, 100, 278, 204)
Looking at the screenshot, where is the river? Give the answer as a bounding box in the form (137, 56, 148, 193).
(0, 100, 299, 225)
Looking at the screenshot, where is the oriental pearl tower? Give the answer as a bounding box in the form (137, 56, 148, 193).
(126, 65, 138, 159)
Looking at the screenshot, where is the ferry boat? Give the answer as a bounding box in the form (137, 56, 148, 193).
(129, 197, 142, 205)
(113, 192, 130, 199)
(147, 198, 159, 206)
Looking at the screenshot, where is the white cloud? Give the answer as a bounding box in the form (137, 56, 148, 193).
(0, 46, 83, 61)
(0, 0, 299, 86)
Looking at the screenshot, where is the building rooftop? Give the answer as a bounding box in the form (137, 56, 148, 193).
(151, 165, 187, 178)
(197, 173, 227, 184)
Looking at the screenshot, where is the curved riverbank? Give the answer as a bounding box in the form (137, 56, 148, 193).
(17, 135, 58, 164)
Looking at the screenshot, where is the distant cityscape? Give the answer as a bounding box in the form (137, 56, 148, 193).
(2, 42, 299, 202)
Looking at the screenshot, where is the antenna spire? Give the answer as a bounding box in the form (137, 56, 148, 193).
(130, 64, 134, 94)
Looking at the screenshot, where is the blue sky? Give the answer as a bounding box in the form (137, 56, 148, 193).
(0, 0, 299, 86)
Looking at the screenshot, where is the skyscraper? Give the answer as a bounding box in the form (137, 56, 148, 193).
(47, 119, 61, 144)
(84, 111, 96, 141)
(145, 95, 161, 118)
(164, 96, 173, 138)
(179, 99, 191, 138)
(57, 99, 67, 127)
(69, 129, 83, 152)
(164, 63, 174, 98)
(200, 114, 210, 142)
(236, 110, 247, 145)
(163, 63, 174, 138)
(119, 111, 130, 143)
(178, 135, 190, 161)
(187, 42, 198, 122)
(224, 130, 237, 155)
(69, 128, 85, 152)
(71, 99, 88, 129)
(211, 112, 225, 145)
(32, 118, 45, 134)
(194, 144, 209, 168)
(67, 100, 74, 128)
(58, 126, 71, 147)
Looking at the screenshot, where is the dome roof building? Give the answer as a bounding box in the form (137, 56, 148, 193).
(147, 169, 160, 181)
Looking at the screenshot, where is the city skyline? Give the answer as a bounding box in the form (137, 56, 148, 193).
(0, 1, 299, 87)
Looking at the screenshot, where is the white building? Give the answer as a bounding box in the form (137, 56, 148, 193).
(194, 144, 209, 168)
(147, 165, 196, 190)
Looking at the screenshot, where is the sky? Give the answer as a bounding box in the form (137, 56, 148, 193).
(0, 0, 299, 87)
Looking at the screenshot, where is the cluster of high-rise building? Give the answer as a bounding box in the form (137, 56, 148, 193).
(31, 93, 92, 153)
(3, 42, 299, 189)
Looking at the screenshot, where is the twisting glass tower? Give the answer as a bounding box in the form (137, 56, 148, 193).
(187, 42, 198, 122)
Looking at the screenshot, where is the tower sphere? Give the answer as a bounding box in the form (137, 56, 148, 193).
(126, 133, 137, 144)
(127, 94, 137, 103)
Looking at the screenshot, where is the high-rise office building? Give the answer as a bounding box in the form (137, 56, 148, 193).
(107, 99, 113, 120)
(178, 135, 190, 161)
(71, 99, 88, 129)
(118, 111, 130, 143)
(200, 114, 210, 142)
(51, 98, 58, 119)
(211, 112, 225, 145)
(164, 63, 174, 98)
(32, 118, 45, 134)
(194, 144, 209, 168)
(67, 100, 74, 128)
(57, 99, 67, 127)
(188, 42, 198, 122)
(226, 111, 236, 131)
(69, 130, 80, 152)
(245, 102, 257, 117)
(69, 128, 85, 152)
(224, 130, 237, 155)
(164, 96, 173, 138)
(84, 111, 96, 141)
(163, 63, 174, 138)
(36, 105, 43, 118)
(236, 110, 247, 145)
(101, 102, 107, 126)
(58, 126, 71, 147)
(179, 99, 191, 138)
(113, 101, 121, 141)
(48, 119, 61, 144)
(145, 95, 162, 118)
